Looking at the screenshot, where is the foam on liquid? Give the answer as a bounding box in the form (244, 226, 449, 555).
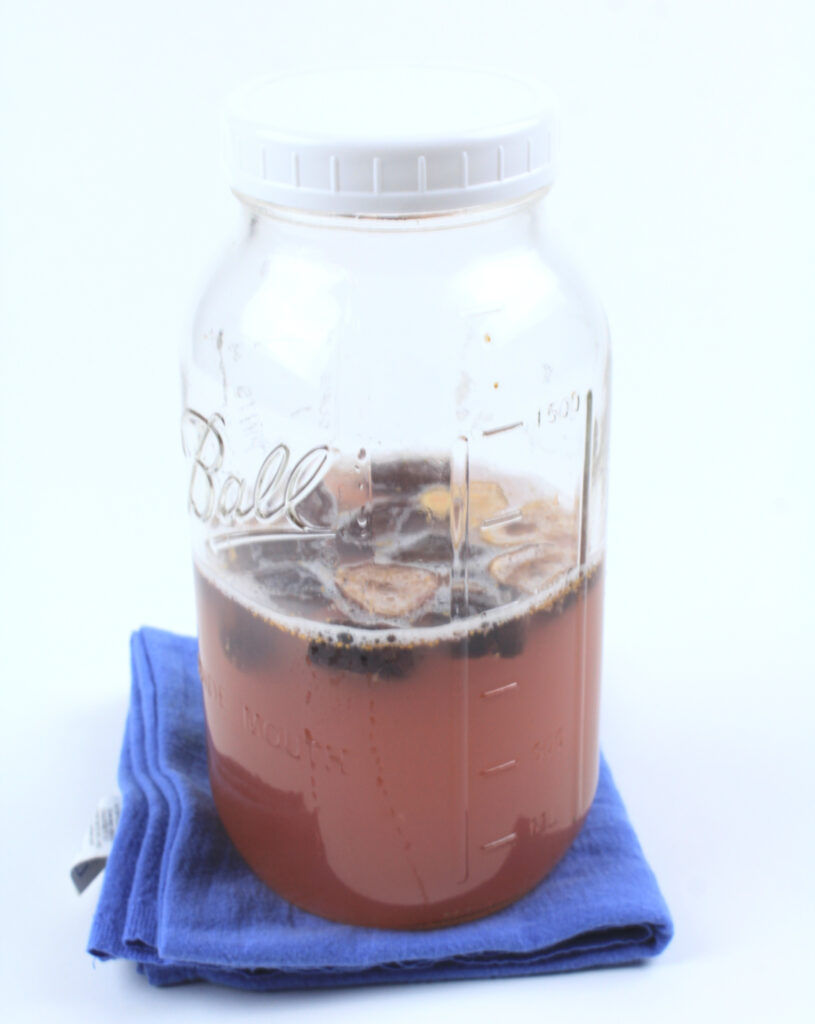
(194, 549, 601, 650)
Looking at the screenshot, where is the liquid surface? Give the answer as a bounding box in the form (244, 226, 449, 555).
(195, 461, 604, 928)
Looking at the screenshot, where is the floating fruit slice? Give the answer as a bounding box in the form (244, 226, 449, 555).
(417, 487, 450, 519)
(481, 495, 577, 552)
(335, 562, 440, 618)
(488, 544, 570, 595)
(419, 480, 508, 526)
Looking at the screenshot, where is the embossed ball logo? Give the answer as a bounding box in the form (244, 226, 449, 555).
(181, 408, 334, 531)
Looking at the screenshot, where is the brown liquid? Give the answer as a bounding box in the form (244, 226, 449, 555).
(195, 511, 604, 928)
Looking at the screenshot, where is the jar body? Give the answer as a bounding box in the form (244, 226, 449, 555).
(182, 192, 610, 928)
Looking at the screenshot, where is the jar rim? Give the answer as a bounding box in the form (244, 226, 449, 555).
(224, 67, 558, 216)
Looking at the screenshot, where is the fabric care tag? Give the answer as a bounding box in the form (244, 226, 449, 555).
(72, 795, 122, 894)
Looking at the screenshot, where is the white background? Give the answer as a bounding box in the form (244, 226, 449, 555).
(1, 1, 813, 1020)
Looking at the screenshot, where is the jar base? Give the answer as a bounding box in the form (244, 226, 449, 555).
(208, 742, 589, 930)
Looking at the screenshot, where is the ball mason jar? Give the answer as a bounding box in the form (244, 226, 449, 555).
(181, 68, 610, 929)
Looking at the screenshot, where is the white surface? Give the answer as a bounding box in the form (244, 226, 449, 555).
(226, 67, 556, 213)
(1, 1, 813, 1021)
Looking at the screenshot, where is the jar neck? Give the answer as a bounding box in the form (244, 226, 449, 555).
(236, 187, 551, 236)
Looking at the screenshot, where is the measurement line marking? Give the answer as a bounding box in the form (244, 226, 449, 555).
(481, 759, 518, 777)
(482, 420, 524, 437)
(211, 528, 336, 552)
(480, 507, 523, 530)
(482, 831, 518, 851)
(481, 681, 518, 699)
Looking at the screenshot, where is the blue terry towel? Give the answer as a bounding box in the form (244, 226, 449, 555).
(87, 627, 673, 990)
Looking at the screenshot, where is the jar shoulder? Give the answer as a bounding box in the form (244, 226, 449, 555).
(189, 232, 607, 363)
(183, 204, 611, 438)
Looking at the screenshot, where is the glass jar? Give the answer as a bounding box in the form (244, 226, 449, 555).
(181, 68, 610, 929)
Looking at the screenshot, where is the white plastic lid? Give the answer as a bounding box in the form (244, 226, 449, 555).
(224, 67, 557, 216)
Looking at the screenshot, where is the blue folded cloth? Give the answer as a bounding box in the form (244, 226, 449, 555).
(87, 627, 673, 990)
